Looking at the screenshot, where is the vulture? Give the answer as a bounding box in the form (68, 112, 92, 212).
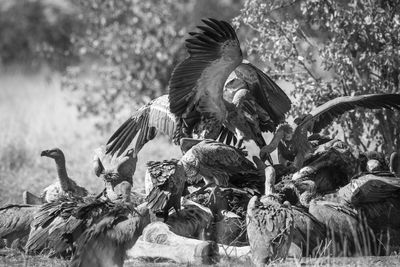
(390, 152, 400, 176)
(0, 204, 39, 248)
(296, 180, 377, 256)
(291, 139, 356, 193)
(309, 199, 376, 256)
(25, 181, 150, 267)
(246, 162, 294, 264)
(146, 138, 263, 221)
(106, 18, 291, 158)
(261, 93, 400, 168)
(169, 18, 291, 152)
(23, 148, 88, 204)
(337, 168, 400, 228)
(92, 147, 137, 201)
(274, 179, 327, 256)
(358, 151, 389, 173)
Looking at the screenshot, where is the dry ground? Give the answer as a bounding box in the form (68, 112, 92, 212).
(1, 249, 400, 267)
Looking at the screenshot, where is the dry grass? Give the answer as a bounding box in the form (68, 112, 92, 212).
(0, 68, 184, 203)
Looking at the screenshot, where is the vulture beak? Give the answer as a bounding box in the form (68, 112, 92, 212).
(40, 150, 49, 157)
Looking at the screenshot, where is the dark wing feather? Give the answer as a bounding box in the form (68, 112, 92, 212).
(0, 204, 37, 240)
(70, 205, 144, 267)
(300, 94, 400, 134)
(169, 18, 242, 125)
(293, 93, 400, 156)
(106, 95, 177, 156)
(145, 159, 184, 214)
(217, 127, 238, 146)
(235, 63, 291, 124)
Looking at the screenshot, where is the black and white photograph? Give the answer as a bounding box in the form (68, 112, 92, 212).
(1, 0, 400, 266)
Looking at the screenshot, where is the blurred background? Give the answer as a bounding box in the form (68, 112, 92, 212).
(0, 0, 398, 202)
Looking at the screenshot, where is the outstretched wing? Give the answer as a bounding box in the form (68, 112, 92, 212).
(169, 18, 243, 127)
(233, 63, 292, 124)
(298, 93, 400, 134)
(293, 93, 400, 155)
(106, 95, 177, 156)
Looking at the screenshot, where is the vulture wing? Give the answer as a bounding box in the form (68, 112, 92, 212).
(169, 18, 242, 126)
(0, 204, 37, 242)
(293, 93, 400, 154)
(70, 204, 147, 267)
(291, 206, 326, 255)
(106, 95, 177, 156)
(145, 159, 185, 216)
(297, 93, 400, 134)
(234, 63, 292, 124)
(338, 174, 400, 205)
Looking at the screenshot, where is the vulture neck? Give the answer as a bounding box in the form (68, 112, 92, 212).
(266, 128, 285, 152)
(264, 165, 276, 196)
(54, 156, 69, 191)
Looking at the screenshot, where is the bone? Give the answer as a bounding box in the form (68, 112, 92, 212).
(127, 222, 219, 265)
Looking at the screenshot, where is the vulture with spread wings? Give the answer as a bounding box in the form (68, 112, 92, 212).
(106, 18, 291, 157)
(169, 18, 291, 150)
(261, 93, 400, 168)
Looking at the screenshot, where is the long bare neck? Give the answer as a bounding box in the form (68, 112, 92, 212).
(54, 157, 69, 191)
(266, 129, 285, 152)
(264, 166, 276, 196)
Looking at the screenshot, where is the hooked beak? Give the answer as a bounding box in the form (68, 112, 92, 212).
(40, 150, 49, 157)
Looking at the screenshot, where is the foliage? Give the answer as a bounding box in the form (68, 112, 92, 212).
(235, 0, 400, 153)
(62, 0, 192, 131)
(0, 0, 80, 70)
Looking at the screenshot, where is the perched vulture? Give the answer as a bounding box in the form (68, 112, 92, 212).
(291, 140, 356, 193)
(261, 93, 400, 168)
(309, 199, 376, 256)
(296, 180, 377, 256)
(93, 147, 137, 201)
(145, 138, 263, 221)
(246, 162, 294, 264)
(26, 181, 149, 267)
(106, 18, 291, 157)
(24, 148, 88, 204)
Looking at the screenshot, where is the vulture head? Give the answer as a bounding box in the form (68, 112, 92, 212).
(93, 146, 137, 185)
(41, 148, 65, 161)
